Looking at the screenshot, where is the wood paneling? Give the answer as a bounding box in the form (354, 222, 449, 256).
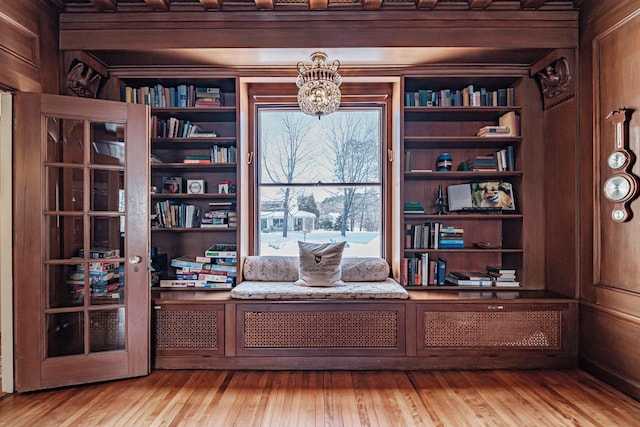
(580, 304, 640, 400)
(0, 0, 59, 93)
(577, 0, 640, 401)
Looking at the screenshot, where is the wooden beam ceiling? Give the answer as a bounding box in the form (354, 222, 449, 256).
(60, 1, 571, 13)
(90, 0, 117, 10)
(254, 0, 275, 10)
(144, 0, 170, 11)
(521, 0, 546, 8)
(415, 0, 439, 9)
(199, 0, 222, 10)
(309, 0, 328, 10)
(468, 0, 492, 9)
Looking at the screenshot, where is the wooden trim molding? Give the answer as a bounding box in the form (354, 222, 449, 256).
(0, 10, 39, 68)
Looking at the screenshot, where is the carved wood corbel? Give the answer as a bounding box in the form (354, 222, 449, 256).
(532, 55, 575, 110)
(65, 60, 104, 99)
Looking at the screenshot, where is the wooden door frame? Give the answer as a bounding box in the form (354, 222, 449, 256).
(0, 91, 14, 393)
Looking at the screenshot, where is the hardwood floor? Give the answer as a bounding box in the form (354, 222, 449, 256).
(0, 369, 638, 426)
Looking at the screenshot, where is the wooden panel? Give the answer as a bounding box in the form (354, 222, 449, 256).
(0, 10, 39, 66)
(543, 94, 578, 298)
(580, 304, 640, 401)
(0, 0, 60, 92)
(595, 10, 640, 293)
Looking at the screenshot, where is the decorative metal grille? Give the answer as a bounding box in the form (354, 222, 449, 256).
(244, 310, 398, 348)
(423, 310, 561, 348)
(155, 310, 218, 349)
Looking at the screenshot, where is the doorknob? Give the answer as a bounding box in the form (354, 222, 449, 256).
(128, 255, 142, 265)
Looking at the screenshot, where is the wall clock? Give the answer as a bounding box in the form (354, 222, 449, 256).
(603, 109, 638, 222)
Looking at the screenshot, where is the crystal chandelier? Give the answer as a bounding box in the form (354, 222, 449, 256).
(296, 51, 342, 118)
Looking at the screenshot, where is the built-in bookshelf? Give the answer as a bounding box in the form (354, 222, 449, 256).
(402, 76, 526, 290)
(120, 77, 239, 287)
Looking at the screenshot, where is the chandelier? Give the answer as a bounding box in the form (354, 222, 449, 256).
(296, 51, 342, 118)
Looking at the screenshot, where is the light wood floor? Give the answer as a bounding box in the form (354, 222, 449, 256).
(0, 369, 638, 426)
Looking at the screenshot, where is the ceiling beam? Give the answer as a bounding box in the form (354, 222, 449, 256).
(415, 0, 438, 9)
(468, 0, 492, 8)
(309, 0, 329, 10)
(90, 0, 117, 10)
(254, 0, 276, 10)
(363, 0, 383, 10)
(521, 0, 546, 8)
(199, 0, 222, 10)
(144, 0, 170, 11)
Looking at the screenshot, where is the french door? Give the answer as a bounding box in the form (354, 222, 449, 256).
(13, 93, 149, 391)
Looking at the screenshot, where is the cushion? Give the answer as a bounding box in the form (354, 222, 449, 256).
(341, 257, 390, 282)
(294, 241, 345, 287)
(242, 256, 298, 281)
(230, 279, 408, 299)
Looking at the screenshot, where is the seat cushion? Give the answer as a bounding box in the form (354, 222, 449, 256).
(230, 279, 408, 299)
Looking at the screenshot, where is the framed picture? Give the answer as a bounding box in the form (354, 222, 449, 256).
(470, 181, 515, 211)
(187, 179, 205, 194)
(161, 176, 182, 194)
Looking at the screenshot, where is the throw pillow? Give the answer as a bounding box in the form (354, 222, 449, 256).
(294, 241, 346, 287)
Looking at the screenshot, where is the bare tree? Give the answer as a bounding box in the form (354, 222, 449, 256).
(261, 111, 316, 237)
(324, 111, 380, 236)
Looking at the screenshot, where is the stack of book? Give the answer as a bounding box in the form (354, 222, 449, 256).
(438, 226, 465, 249)
(201, 202, 236, 228)
(446, 271, 494, 287)
(486, 265, 520, 287)
(404, 201, 425, 214)
(194, 87, 224, 107)
(68, 248, 122, 304)
(466, 155, 497, 171)
(477, 125, 511, 137)
(162, 244, 237, 289)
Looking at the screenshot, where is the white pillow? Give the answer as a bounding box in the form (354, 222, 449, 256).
(294, 241, 346, 287)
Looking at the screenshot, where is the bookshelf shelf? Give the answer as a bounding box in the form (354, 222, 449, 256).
(402, 76, 526, 289)
(121, 76, 239, 288)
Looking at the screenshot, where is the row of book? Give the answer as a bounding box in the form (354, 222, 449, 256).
(180, 146, 237, 164)
(68, 247, 123, 303)
(404, 253, 520, 288)
(405, 223, 464, 249)
(151, 115, 218, 139)
(152, 201, 237, 229)
(122, 84, 225, 108)
(403, 254, 448, 286)
(160, 244, 237, 289)
(404, 86, 516, 107)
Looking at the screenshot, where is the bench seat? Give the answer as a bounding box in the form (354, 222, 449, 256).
(230, 279, 408, 299)
(230, 255, 408, 300)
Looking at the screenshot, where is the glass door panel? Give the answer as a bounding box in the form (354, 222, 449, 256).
(15, 93, 149, 391)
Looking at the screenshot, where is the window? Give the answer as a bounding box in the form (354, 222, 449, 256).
(256, 107, 384, 257)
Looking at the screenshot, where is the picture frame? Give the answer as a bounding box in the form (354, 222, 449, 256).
(187, 179, 205, 194)
(161, 176, 182, 194)
(470, 181, 516, 211)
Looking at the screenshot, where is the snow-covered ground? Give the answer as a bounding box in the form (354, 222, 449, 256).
(259, 231, 381, 257)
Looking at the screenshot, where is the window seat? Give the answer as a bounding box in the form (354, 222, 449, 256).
(230, 256, 408, 300)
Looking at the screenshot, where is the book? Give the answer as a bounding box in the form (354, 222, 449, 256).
(445, 274, 494, 287)
(499, 111, 520, 136)
(470, 181, 516, 211)
(160, 279, 232, 289)
(447, 184, 473, 211)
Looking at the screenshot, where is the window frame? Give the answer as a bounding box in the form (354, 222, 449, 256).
(246, 82, 393, 260)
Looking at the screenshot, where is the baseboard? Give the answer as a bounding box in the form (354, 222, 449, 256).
(580, 358, 640, 402)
